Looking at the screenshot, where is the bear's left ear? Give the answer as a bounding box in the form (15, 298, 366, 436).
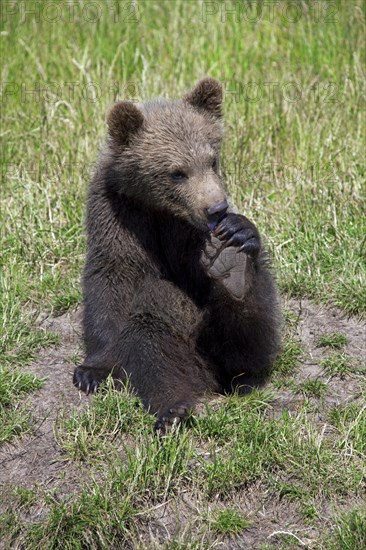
(184, 78, 223, 118)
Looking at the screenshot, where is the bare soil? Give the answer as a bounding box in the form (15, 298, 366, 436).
(0, 309, 89, 492)
(272, 298, 365, 415)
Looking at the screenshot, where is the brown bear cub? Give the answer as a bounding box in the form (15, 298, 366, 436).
(74, 78, 281, 432)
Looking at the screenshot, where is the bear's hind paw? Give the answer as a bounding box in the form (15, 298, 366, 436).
(154, 402, 191, 435)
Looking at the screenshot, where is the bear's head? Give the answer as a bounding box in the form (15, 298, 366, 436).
(106, 78, 228, 231)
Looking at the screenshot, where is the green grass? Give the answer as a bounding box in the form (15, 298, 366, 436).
(0, 324, 60, 368)
(2, 385, 365, 547)
(294, 379, 328, 399)
(318, 332, 349, 349)
(55, 379, 151, 461)
(1, 1, 365, 548)
(320, 352, 353, 378)
(322, 507, 366, 549)
(272, 336, 303, 379)
(272, 307, 303, 387)
(329, 402, 366, 455)
(0, 366, 44, 442)
(1, 0, 365, 372)
(211, 509, 251, 534)
(26, 479, 139, 549)
(18, 429, 194, 548)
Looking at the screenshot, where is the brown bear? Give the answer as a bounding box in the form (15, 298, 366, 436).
(73, 78, 281, 432)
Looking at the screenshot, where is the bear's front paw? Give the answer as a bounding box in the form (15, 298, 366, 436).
(154, 402, 191, 435)
(73, 365, 108, 395)
(214, 213, 261, 257)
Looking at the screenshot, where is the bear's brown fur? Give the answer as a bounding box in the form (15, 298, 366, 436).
(73, 78, 281, 431)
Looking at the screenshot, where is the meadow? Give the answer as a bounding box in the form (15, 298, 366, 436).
(1, 0, 365, 548)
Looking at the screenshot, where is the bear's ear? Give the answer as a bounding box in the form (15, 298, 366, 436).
(184, 78, 223, 118)
(107, 101, 144, 147)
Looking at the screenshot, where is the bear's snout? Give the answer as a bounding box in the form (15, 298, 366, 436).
(206, 199, 228, 219)
(206, 199, 229, 228)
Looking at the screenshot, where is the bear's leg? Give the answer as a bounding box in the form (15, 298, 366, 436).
(205, 265, 281, 393)
(118, 277, 220, 432)
(76, 276, 220, 431)
(119, 324, 206, 432)
(199, 213, 281, 392)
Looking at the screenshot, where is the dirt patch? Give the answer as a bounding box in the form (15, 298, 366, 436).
(135, 485, 312, 549)
(269, 298, 365, 414)
(136, 483, 365, 549)
(291, 297, 365, 369)
(289, 298, 365, 404)
(0, 309, 89, 492)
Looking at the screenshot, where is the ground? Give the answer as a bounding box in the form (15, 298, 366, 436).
(1, 298, 365, 548)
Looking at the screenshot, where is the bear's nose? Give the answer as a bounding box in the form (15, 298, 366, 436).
(206, 199, 229, 221)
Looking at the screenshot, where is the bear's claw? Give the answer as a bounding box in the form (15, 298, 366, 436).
(154, 402, 191, 434)
(214, 213, 261, 257)
(73, 365, 107, 395)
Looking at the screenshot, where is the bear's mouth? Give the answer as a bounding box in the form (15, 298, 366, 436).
(207, 211, 227, 232)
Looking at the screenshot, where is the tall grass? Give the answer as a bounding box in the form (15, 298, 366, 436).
(1, 1, 365, 365)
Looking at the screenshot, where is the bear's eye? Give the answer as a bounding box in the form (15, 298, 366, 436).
(171, 170, 188, 181)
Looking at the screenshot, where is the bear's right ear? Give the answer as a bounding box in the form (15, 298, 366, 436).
(107, 101, 144, 147)
(184, 78, 223, 118)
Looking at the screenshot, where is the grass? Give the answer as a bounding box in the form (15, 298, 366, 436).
(329, 402, 366, 455)
(318, 332, 349, 349)
(294, 379, 328, 399)
(320, 352, 353, 378)
(54, 379, 151, 461)
(271, 307, 303, 388)
(1, 0, 365, 547)
(2, 383, 365, 547)
(211, 509, 251, 534)
(322, 507, 366, 549)
(59, 386, 365, 504)
(0, 366, 44, 442)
